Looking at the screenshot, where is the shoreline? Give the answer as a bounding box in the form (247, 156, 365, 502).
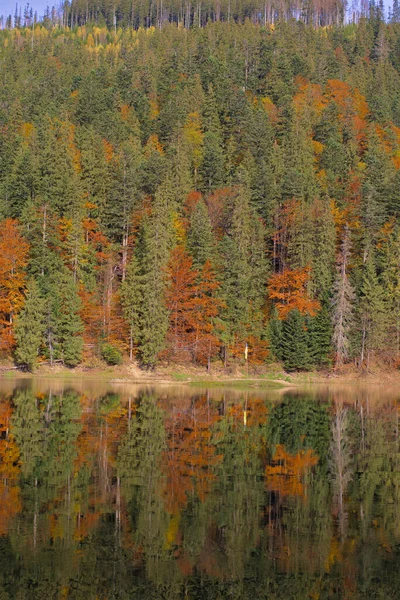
(1, 363, 399, 390)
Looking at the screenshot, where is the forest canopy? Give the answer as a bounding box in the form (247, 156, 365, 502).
(0, 16, 399, 371)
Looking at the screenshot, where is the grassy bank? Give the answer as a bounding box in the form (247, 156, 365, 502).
(1, 360, 399, 389)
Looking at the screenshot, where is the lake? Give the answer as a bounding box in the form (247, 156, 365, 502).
(1, 378, 400, 599)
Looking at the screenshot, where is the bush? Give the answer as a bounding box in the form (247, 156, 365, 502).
(101, 344, 122, 365)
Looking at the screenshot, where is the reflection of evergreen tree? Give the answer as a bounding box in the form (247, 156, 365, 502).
(268, 393, 331, 463)
(209, 405, 265, 584)
(117, 394, 182, 590)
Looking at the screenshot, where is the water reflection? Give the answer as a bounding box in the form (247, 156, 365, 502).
(1, 381, 400, 598)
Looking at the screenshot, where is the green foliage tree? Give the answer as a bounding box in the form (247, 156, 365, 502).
(14, 278, 45, 371)
(280, 310, 312, 371)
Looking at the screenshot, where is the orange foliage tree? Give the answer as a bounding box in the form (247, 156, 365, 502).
(165, 246, 223, 365)
(0, 219, 29, 352)
(268, 267, 320, 320)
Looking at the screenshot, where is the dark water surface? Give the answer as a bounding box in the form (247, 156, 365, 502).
(1, 378, 400, 599)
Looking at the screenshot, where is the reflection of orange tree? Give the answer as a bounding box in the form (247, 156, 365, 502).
(265, 444, 318, 498)
(0, 401, 22, 535)
(71, 395, 129, 542)
(163, 396, 222, 515)
(226, 396, 268, 428)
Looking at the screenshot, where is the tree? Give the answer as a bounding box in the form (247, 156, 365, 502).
(0, 218, 29, 353)
(136, 178, 176, 367)
(280, 309, 312, 372)
(120, 254, 142, 361)
(268, 267, 320, 320)
(357, 245, 387, 367)
(187, 198, 216, 269)
(165, 247, 223, 366)
(331, 226, 355, 367)
(165, 246, 198, 361)
(14, 278, 45, 370)
(307, 301, 333, 367)
(42, 269, 84, 367)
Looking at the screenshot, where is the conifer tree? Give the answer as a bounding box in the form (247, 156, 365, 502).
(281, 310, 311, 371)
(187, 199, 215, 269)
(381, 226, 400, 357)
(14, 279, 45, 371)
(120, 254, 142, 361)
(199, 85, 225, 193)
(308, 301, 333, 367)
(266, 306, 283, 361)
(332, 226, 355, 367)
(135, 179, 175, 367)
(42, 270, 84, 367)
(357, 245, 387, 366)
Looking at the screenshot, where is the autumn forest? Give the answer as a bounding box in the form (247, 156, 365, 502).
(0, 13, 400, 372)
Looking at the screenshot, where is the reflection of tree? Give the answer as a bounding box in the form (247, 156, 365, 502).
(330, 401, 353, 541)
(117, 394, 182, 591)
(206, 399, 265, 585)
(266, 395, 332, 575)
(163, 394, 222, 515)
(11, 390, 81, 553)
(0, 401, 21, 537)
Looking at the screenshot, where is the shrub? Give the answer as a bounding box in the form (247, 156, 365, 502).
(101, 344, 122, 365)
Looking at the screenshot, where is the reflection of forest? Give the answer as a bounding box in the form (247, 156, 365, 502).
(1, 384, 400, 599)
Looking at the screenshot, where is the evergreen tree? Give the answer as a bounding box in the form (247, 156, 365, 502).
(187, 198, 215, 269)
(281, 310, 312, 371)
(266, 307, 283, 361)
(308, 301, 333, 367)
(199, 85, 225, 193)
(136, 179, 175, 367)
(332, 226, 355, 367)
(357, 245, 387, 366)
(14, 279, 45, 371)
(120, 254, 142, 361)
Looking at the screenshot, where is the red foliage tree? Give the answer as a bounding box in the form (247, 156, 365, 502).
(0, 219, 29, 352)
(268, 267, 320, 320)
(165, 247, 223, 365)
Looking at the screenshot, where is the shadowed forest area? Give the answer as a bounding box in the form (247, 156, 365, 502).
(0, 15, 399, 373)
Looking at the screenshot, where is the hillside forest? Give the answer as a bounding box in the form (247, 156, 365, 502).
(0, 16, 400, 372)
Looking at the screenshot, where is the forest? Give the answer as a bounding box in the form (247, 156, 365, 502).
(0, 14, 399, 372)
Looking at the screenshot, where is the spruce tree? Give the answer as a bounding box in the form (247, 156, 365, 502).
(41, 269, 84, 367)
(187, 199, 215, 269)
(332, 226, 355, 367)
(281, 310, 312, 371)
(136, 179, 175, 367)
(266, 307, 283, 361)
(14, 279, 45, 371)
(308, 301, 333, 367)
(357, 246, 387, 366)
(120, 254, 142, 361)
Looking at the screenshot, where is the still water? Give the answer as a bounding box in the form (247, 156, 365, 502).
(1, 378, 400, 599)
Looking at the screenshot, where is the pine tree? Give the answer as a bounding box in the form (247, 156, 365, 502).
(14, 279, 45, 371)
(281, 310, 312, 371)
